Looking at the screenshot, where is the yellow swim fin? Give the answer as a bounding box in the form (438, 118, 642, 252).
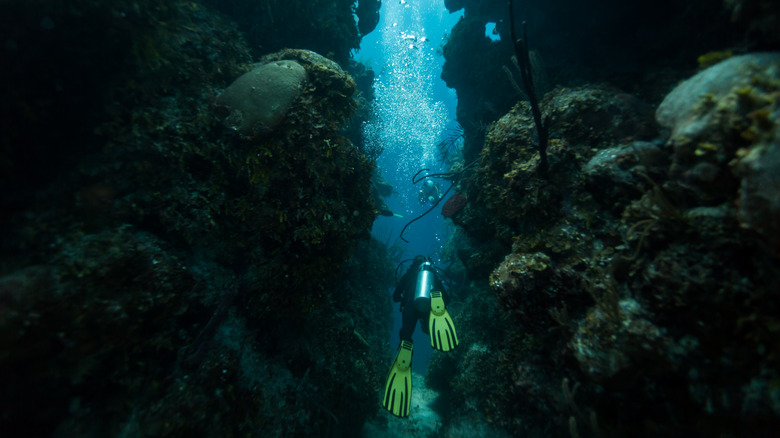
(382, 340, 413, 417)
(429, 291, 458, 352)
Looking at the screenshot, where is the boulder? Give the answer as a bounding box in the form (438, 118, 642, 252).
(656, 52, 780, 140)
(733, 133, 780, 255)
(656, 52, 780, 253)
(216, 60, 308, 136)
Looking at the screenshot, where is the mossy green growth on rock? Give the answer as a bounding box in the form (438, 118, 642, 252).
(447, 55, 780, 437)
(234, 48, 376, 304)
(656, 52, 780, 253)
(0, 4, 381, 434)
(462, 84, 656, 245)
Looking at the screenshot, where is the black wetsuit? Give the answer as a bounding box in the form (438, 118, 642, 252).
(393, 263, 449, 343)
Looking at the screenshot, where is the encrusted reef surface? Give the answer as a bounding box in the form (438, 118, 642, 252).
(442, 0, 780, 162)
(202, 0, 368, 65)
(1, 1, 391, 437)
(436, 1, 780, 437)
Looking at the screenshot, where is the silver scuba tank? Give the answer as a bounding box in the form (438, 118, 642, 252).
(414, 261, 435, 312)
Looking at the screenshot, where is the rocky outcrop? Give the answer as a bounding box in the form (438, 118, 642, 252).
(441, 50, 780, 438)
(657, 52, 780, 252)
(0, 2, 388, 437)
(216, 60, 308, 136)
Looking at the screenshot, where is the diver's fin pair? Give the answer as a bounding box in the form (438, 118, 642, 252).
(382, 340, 413, 417)
(429, 291, 458, 352)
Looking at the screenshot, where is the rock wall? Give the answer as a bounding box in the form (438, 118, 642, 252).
(437, 1, 780, 437)
(0, 1, 391, 436)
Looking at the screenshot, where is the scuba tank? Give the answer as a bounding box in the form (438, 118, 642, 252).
(414, 261, 435, 312)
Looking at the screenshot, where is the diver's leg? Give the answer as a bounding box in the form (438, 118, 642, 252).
(399, 304, 418, 342)
(420, 311, 430, 336)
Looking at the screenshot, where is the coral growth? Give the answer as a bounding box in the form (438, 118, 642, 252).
(441, 45, 780, 438)
(0, 1, 389, 437)
(216, 60, 309, 136)
(657, 52, 780, 253)
(442, 192, 469, 218)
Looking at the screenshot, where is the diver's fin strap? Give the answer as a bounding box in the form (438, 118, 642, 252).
(382, 340, 413, 417)
(394, 340, 413, 370)
(430, 290, 446, 316)
(429, 291, 458, 352)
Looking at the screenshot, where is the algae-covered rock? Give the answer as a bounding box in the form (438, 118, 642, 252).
(571, 298, 665, 384)
(544, 85, 656, 148)
(0, 3, 381, 433)
(216, 60, 308, 136)
(733, 134, 780, 255)
(489, 252, 556, 330)
(655, 51, 780, 241)
(656, 52, 780, 140)
(584, 140, 669, 212)
(259, 48, 359, 126)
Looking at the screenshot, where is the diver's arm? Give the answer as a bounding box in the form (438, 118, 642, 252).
(392, 283, 403, 302)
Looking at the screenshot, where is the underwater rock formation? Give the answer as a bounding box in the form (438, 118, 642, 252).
(734, 135, 780, 255)
(216, 60, 309, 136)
(440, 0, 754, 163)
(0, 1, 389, 437)
(657, 52, 780, 253)
(356, 0, 381, 36)
(441, 15, 516, 160)
(443, 42, 780, 438)
(656, 53, 780, 139)
(203, 0, 364, 64)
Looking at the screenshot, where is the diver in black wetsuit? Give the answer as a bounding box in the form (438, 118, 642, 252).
(382, 255, 458, 417)
(393, 255, 450, 343)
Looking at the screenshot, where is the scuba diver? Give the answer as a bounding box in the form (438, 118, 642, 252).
(382, 255, 458, 417)
(417, 179, 442, 205)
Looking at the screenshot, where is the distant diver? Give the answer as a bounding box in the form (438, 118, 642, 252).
(417, 179, 442, 205)
(398, 158, 480, 242)
(382, 256, 458, 417)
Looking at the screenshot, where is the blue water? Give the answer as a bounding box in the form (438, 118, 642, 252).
(359, 0, 463, 373)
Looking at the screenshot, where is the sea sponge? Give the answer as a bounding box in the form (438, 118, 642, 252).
(216, 60, 308, 136)
(442, 192, 468, 218)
